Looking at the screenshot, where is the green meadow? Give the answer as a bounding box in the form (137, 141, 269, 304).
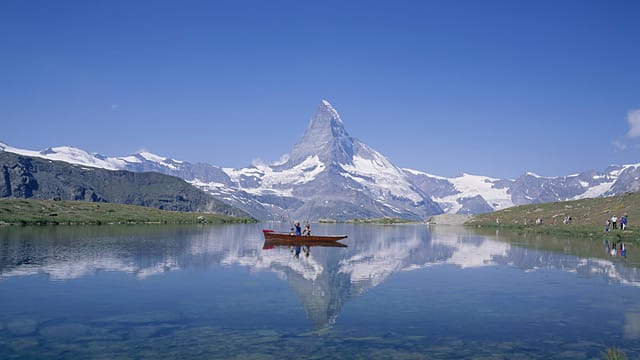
(0, 199, 256, 226)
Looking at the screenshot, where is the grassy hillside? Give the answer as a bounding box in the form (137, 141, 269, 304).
(467, 191, 639, 242)
(0, 199, 256, 226)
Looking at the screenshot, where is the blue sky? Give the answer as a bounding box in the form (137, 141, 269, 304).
(2, 0, 639, 179)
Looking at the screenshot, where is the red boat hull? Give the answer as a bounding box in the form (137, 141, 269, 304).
(262, 230, 347, 242)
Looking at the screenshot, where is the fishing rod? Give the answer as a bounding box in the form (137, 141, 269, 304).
(285, 209, 292, 226)
(304, 199, 316, 224)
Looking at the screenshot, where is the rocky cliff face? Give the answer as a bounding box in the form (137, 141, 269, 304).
(1, 157, 39, 198)
(1, 155, 108, 202)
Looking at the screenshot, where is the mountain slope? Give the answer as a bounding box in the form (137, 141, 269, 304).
(0, 141, 270, 218)
(0, 152, 251, 217)
(468, 190, 640, 239)
(404, 170, 514, 214)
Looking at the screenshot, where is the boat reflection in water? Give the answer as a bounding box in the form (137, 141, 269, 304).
(262, 238, 347, 250)
(259, 232, 349, 329)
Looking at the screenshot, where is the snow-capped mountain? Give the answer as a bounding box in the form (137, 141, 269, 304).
(0, 141, 274, 219)
(404, 164, 640, 215)
(217, 100, 443, 220)
(404, 170, 514, 214)
(2, 100, 640, 219)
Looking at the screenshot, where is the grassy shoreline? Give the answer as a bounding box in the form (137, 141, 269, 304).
(468, 222, 638, 243)
(465, 191, 640, 243)
(0, 199, 256, 226)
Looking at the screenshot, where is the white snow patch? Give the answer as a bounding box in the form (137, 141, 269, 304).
(136, 151, 179, 169)
(120, 155, 142, 163)
(341, 150, 423, 203)
(571, 181, 615, 200)
(223, 155, 325, 197)
(0, 144, 128, 170)
(433, 173, 513, 214)
(321, 99, 343, 124)
(605, 164, 640, 177)
(0, 143, 177, 171)
(403, 167, 449, 180)
(525, 172, 554, 179)
(138, 151, 166, 163)
(188, 179, 227, 190)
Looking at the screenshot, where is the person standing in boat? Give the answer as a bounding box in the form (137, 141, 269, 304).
(294, 222, 302, 236)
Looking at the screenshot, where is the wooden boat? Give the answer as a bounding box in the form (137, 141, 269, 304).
(262, 229, 347, 242)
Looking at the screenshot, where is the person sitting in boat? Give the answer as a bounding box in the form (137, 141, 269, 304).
(294, 222, 302, 236)
(302, 223, 311, 236)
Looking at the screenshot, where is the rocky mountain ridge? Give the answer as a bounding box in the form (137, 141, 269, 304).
(0, 152, 251, 218)
(2, 100, 639, 220)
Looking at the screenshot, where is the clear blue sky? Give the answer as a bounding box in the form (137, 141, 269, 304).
(2, 0, 639, 179)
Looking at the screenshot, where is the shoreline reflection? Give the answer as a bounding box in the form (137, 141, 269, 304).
(1, 224, 639, 330)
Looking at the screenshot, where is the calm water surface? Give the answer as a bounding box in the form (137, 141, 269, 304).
(1, 223, 639, 359)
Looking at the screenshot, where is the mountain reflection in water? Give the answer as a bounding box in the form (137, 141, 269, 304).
(1, 223, 639, 331)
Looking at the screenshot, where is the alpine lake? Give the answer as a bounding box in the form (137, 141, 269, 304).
(1, 223, 639, 359)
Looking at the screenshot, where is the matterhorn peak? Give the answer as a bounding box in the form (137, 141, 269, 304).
(309, 99, 346, 133)
(320, 99, 343, 125)
(284, 100, 354, 167)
